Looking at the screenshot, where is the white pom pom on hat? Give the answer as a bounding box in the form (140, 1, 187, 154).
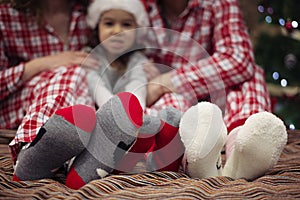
(87, 0, 150, 29)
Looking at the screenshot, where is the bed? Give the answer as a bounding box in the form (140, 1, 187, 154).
(0, 129, 300, 199)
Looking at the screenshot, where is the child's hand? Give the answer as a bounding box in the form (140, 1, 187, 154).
(146, 72, 176, 106)
(143, 59, 160, 81)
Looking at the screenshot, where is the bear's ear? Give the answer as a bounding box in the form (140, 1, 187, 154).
(179, 102, 227, 159)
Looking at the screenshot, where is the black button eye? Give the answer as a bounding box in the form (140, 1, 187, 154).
(216, 158, 222, 170)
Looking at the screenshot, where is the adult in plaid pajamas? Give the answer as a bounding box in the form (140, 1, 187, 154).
(144, 0, 271, 133)
(0, 0, 95, 164)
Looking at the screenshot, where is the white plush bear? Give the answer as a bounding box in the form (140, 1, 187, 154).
(179, 102, 287, 180)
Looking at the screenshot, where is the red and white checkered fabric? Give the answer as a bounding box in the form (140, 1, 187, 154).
(145, 0, 271, 130)
(0, 3, 93, 163)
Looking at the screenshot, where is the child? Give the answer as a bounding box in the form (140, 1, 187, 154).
(75, 0, 184, 179)
(84, 0, 150, 109)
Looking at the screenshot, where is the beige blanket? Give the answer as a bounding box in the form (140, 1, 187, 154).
(0, 130, 299, 199)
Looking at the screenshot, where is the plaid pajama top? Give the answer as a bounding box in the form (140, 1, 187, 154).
(145, 0, 271, 130)
(0, 3, 93, 163)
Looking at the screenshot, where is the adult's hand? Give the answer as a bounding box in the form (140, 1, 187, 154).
(22, 51, 99, 81)
(146, 71, 176, 106)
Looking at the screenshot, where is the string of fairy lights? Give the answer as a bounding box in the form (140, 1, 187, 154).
(257, 4, 299, 32)
(256, 1, 299, 130)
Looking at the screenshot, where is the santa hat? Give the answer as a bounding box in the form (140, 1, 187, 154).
(87, 0, 149, 29)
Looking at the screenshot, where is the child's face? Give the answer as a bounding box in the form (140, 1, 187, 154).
(98, 9, 138, 57)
